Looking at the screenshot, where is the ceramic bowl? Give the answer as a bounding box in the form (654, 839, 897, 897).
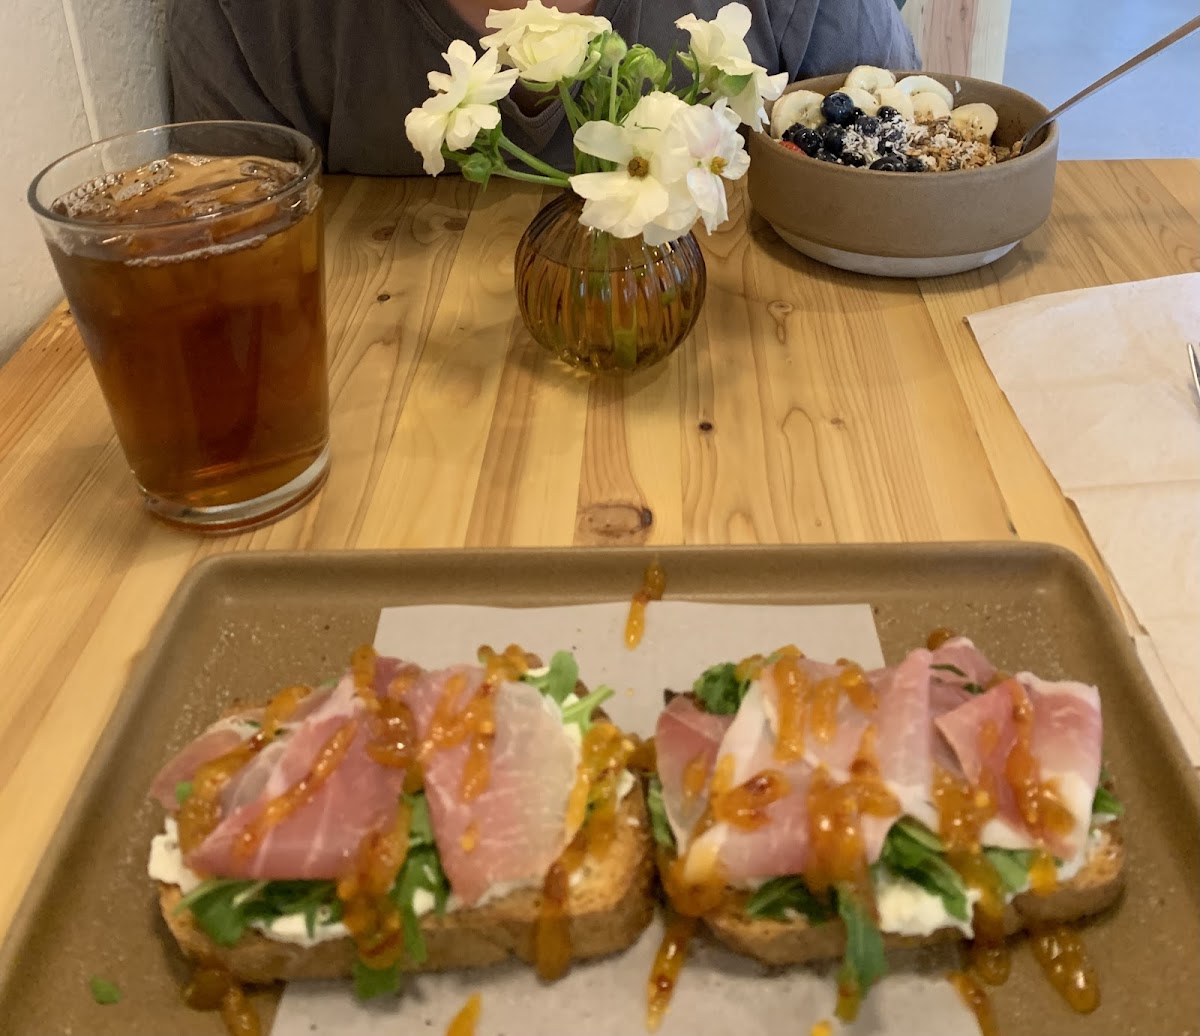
(746, 72, 1059, 277)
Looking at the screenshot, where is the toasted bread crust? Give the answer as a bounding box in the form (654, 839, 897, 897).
(702, 822, 1125, 966)
(160, 787, 655, 984)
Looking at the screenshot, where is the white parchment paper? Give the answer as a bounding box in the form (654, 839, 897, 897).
(272, 601, 977, 1036)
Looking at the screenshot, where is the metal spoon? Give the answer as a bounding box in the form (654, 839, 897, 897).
(1019, 14, 1200, 154)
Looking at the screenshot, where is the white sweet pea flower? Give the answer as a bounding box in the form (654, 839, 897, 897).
(658, 99, 750, 234)
(481, 0, 612, 85)
(404, 40, 518, 175)
(675, 2, 787, 130)
(569, 91, 699, 242)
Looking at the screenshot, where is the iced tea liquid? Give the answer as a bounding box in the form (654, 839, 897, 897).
(46, 153, 329, 514)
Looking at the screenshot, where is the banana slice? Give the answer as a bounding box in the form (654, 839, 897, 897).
(895, 74, 954, 110)
(911, 92, 952, 123)
(840, 85, 880, 116)
(844, 65, 896, 95)
(876, 86, 914, 122)
(769, 89, 825, 138)
(950, 102, 999, 142)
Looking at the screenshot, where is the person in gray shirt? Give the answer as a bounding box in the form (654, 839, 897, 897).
(167, 0, 919, 175)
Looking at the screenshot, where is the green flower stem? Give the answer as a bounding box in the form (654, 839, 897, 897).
(557, 82, 586, 134)
(496, 167, 573, 186)
(608, 59, 619, 123)
(497, 137, 572, 184)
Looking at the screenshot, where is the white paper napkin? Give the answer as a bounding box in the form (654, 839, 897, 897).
(968, 273, 1200, 763)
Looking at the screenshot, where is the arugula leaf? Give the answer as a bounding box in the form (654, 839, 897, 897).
(560, 685, 615, 730)
(745, 876, 834, 923)
(878, 819, 969, 922)
(521, 650, 580, 704)
(389, 796, 451, 967)
(353, 960, 400, 999)
(89, 977, 121, 1005)
(1092, 785, 1122, 818)
(835, 884, 887, 1018)
(691, 662, 750, 715)
(963, 682, 986, 695)
(646, 775, 675, 851)
(175, 879, 258, 946)
(984, 848, 1036, 896)
(174, 781, 193, 805)
(407, 792, 436, 848)
(930, 663, 967, 678)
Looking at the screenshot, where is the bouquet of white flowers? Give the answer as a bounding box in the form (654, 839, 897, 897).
(404, 1, 785, 246)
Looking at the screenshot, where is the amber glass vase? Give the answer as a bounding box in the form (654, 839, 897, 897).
(514, 191, 706, 375)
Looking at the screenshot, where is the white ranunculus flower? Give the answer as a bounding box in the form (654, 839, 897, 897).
(404, 40, 519, 175)
(675, 2, 787, 130)
(569, 91, 698, 241)
(481, 0, 612, 85)
(658, 99, 750, 234)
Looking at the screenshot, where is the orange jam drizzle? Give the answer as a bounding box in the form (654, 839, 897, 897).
(534, 831, 587, 981)
(809, 1022, 834, 1036)
(337, 798, 412, 968)
(176, 682, 311, 856)
(233, 719, 358, 858)
(805, 728, 900, 894)
(445, 992, 483, 1036)
(646, 913, 697, 1032)
(1028, 849, 1059, 895)
(948, 970, 998, 1036)
(773, 653, 810, 761)
(478, 643, 532, 683)
(1031, 925, 1101, 1013)
(710, 769, 791, 830)
(425, 672, 498, 802)
(1004, 681, 1075, 843)
(625, 560, 667, 649)
(681, 753, 711, 804)
(183, 964, 262, 1036)
(459, 821, 480, 853)
(926, 626, 957, 650)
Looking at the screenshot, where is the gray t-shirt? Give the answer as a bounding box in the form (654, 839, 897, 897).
(167, 0, 919, 175)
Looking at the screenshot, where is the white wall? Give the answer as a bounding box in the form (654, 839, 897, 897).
(0, 0, 167, 363)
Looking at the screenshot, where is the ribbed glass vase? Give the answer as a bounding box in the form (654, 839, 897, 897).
(514, 191, 706, 375)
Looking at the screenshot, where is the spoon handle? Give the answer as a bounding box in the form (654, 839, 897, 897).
(1020, 14, 1200, 153)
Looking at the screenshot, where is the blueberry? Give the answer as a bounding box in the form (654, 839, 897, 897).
(869, 154, 907, 172)
(905, 156, 929, 172)
(854, 115, 881, 137)
(818, 123, 845, 156)
(815, 149, 841, 163)
(877, 105, 903, 123)
(877, 129, 906, 154)
(840, 152, 866, 168)
(820, 92, 858, 127)
(783, 124, 822, 157)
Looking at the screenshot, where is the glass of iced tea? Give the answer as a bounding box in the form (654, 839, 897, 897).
(28, 121, 330, 531)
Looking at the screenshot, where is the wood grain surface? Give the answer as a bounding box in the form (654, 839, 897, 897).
(0, 160, 1196, 942)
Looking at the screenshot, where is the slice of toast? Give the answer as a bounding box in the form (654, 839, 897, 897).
(702, 821, 1125, 966)
(160, 786, 655, 984)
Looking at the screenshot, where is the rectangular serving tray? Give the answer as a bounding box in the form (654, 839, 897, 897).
(1, 543, 1196, 1035)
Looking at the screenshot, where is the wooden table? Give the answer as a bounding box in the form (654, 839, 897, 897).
(0, 160, 1196, 941)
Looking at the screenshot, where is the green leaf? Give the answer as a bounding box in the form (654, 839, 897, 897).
(406, 792, 436, 848)
(353, 959, 400, 1000)
(878, 819, 969, 923)
(930, 663, 967, 678)
(836, 884, 887, 1009)
(388, 797, 451, 965)
(716, 72, 753, 97)
(459, 152, 495, 187)
(746, 876, 834, 923)
(646, 775, 675, 852)
(89, 977, 121, 1005)
(963, 682, 986, 695)
(175, 879, 258, 946)
(560, 685, 614, 730)
(521, 650, 580, 705)
(984, 847, 1036, 896)
(691, 662, 750, 715)
(174, 781, 193, 805)
(1092, 785, 1122, 818)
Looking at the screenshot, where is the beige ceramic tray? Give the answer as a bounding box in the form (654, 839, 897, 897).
(1, 544, 1196, 1035)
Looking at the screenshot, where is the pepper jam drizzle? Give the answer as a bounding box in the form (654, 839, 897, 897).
(176, 682, 311, 856)
(535, 719, 636, 981)
(625, 560, 667, 649)
(445, 992, 483, 1036)
(183, 963, 261, 1036)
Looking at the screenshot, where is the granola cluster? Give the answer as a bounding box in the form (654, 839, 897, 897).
(905, 117, 1013, 172)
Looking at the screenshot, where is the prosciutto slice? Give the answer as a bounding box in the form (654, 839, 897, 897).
(186, 671, 409, 879)
(149, 719, 255, 811)
(655, 695, 734, 847)
(684, 685, 814, 885)
(400, 665, 580, 905)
